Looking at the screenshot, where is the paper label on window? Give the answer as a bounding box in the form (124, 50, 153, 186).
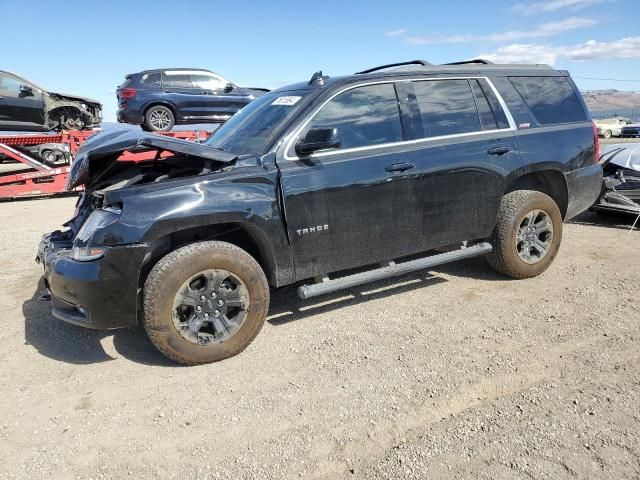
(271, 96, 301, 106)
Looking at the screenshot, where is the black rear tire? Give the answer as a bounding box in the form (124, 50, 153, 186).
(487, 190, 563, 279)
(144, 105, 175, 132)
(143, 241, 269, 365)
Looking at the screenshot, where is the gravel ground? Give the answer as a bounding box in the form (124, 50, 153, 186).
(0, 196, 639, 480)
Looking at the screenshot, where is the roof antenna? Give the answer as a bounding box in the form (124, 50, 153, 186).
(309, 71, 329, 85)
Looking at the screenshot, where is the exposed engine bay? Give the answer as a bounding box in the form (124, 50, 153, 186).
(43, 92, 102, 131)
(67, 129, 236, 191)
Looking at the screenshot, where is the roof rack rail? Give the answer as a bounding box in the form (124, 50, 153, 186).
(444, 59, 494, 65)
(355, 60, 432, 75)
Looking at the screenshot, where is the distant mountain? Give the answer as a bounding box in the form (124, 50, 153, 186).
(581, 89, 640, 112)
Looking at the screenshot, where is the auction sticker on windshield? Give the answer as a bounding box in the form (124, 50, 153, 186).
(271, 96, 302, 106)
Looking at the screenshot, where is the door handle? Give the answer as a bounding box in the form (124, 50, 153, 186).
(487, 146, 511, 156)
(385, 162, 415, 173)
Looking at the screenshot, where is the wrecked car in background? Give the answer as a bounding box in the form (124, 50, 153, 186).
(593, 143, 640, 214)
(0, 70, 101, 131)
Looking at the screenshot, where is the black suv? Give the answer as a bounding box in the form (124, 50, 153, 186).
(116, 68, 269, 132)
(0, 70, 101, 131)
(39, 60, 602, 365)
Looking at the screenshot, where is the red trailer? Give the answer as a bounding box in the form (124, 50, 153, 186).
(0, 130, 212, 200)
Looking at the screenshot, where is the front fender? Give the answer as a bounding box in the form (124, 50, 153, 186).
(102, 167, 294, 286)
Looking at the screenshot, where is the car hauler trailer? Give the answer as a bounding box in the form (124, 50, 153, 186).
(0, 130, 212, 199)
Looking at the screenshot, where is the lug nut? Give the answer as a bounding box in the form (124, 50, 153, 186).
(211, 292, 217, 298)
(200, 295, 206, 301)
(196, 306, 202, 312)
(214, 310, 220, 316)
(204, 313, 209, 318)
(217, 299, 224, 306)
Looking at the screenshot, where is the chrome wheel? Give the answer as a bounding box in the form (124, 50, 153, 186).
(171, 269, 250, 345)
(516, 209, 553, 264)
(149, 109, 172, 130)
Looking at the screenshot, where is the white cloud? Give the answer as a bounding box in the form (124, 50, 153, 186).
(512, 0, 604, 15)
(479, 44, 560, 64)
(395, 17, 597, 45)
(385, 29, 407, 37)
(479, 36, 640, 64)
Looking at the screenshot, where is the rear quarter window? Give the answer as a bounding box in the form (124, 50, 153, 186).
(509, 76, 587, 125)
(141, 72, 162, 88)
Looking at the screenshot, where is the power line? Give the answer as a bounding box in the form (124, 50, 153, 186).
(574, 76, 640, 83)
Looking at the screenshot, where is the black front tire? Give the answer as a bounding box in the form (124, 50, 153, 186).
(143, 241, 270, 365)
(487, 190, 563, 279)
(144, 105, 175, 132)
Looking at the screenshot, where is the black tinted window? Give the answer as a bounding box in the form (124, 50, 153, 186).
(413, 80, 481, 137)
(164, 73, 193, 88)
(478, 79, 510, 129)
(142, 72, 162, 87)
(470, 80, 497, 130)
(509, 76, 587, 125)
(307, 83, 402, 150)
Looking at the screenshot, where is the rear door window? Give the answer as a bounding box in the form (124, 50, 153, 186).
(470, 80, 497, 130)
(477, 79, 510, 129)
(509, 76, 587, 125)
(302, 83, 403, 150)
(412, 79, 481, 137)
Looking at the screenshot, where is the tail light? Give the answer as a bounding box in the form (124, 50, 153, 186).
(592, 121, 600, 163)
(118, 88, 137, 100)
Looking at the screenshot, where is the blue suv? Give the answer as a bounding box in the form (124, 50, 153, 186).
(116, 68, 268, 132)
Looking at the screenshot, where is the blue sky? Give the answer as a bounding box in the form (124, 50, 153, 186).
(1, 0, 639, 121)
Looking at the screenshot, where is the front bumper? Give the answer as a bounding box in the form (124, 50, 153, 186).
(563, 163, 604, 220)
(38, 232, 149, 329)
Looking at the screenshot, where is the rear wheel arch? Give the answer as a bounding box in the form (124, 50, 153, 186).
(504, 170, 568, 219)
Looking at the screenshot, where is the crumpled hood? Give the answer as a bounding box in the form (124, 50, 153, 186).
(48, 91, 102, 105)
(67, 129, 237, 190)
(600, 143, 640, 172)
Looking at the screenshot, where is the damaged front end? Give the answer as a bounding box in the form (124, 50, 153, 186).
(593, 144, 640, 215)
(44, 91, 102, 131)
(36, 129, 238, 327)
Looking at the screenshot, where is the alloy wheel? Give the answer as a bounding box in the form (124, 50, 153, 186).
(515, 209, 554, 264)
(171, 269, 250, 345)
(150, 109, 171, 130)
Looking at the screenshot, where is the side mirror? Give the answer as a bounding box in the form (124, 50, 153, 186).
(20, 84, 33, 96)
(295, 127, 341, 156)
(224, 83, 234, 93)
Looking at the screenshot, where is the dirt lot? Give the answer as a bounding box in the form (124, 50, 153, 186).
(0, 196, 638, 480)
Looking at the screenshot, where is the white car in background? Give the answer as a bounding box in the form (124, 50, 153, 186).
(594, 117, 633, 139)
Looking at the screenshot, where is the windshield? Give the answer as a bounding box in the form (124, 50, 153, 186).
(206, 90, 309, 156)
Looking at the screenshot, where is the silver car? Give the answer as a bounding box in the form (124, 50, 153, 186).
(594, 117, 633, 139)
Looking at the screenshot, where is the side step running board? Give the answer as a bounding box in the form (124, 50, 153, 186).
(297, 242, 493, 300)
